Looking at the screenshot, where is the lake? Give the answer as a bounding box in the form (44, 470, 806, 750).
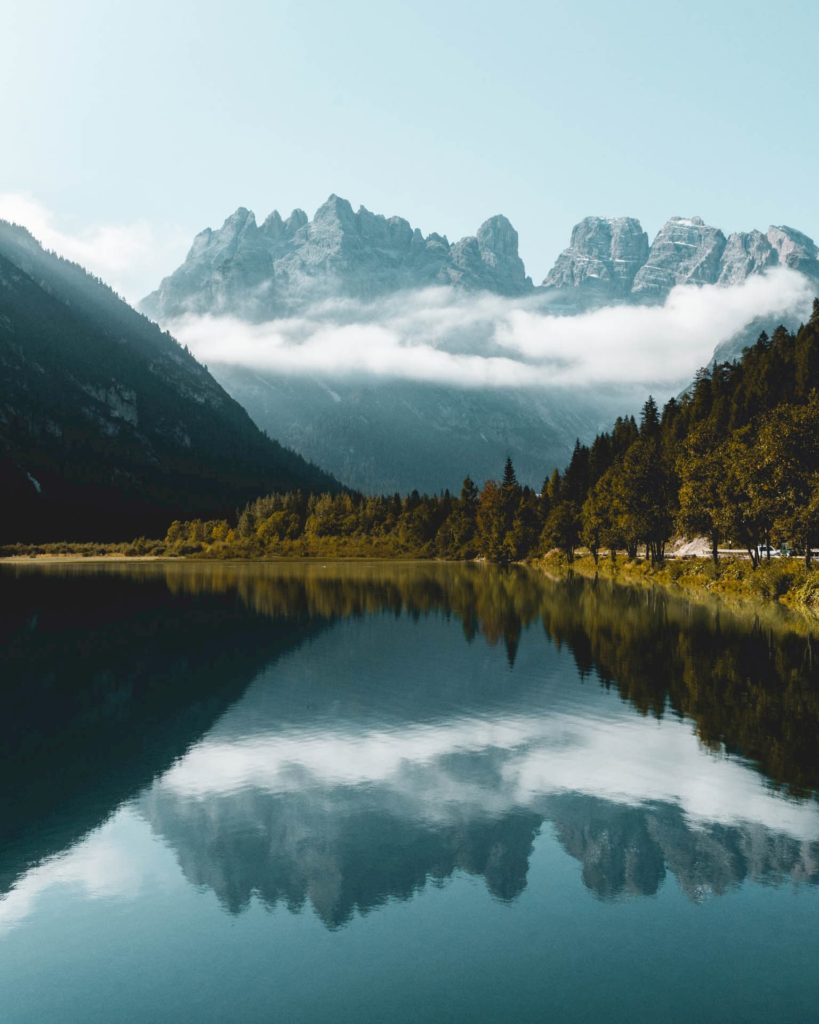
(1, 560, 818, 1023)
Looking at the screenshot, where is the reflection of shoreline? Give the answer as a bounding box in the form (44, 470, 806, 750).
(0, 555, 167, 563)
(0, 567, 329, 901)
(1, 560, 818, 933)
(136, 658, 819, 927)
(539, 551, 819, 627)
(5, 553, 819, 629)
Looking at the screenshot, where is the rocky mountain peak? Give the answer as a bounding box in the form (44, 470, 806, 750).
(717, 230, 777, 285)
(313, 194, 357, 226)
(542, 216, 648, 302)
(141, 197, 533, 319)
(476, 215, 519, 258)
(285, 209, 308, 233)
(631, 216, 726, 297)
(261, 208, 308, 245)
(142, 200, 819, 324)
(767, 225, 819, 273)
(448, 216, 531, 296)
(223, 207, 257, 234)
(260, 209, 284, 237)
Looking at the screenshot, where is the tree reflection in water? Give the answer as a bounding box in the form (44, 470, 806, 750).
(1, 560, 817, 926)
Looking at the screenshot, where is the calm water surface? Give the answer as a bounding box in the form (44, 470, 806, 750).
(1, 560, 818, 1023)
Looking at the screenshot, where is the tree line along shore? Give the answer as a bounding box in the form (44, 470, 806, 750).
(3, 304, 819, 613)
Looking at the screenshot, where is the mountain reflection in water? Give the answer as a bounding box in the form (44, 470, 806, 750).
(1, 560, 817, 933)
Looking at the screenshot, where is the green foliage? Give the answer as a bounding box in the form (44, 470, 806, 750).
(578, 319, 819, 568)
(9, 305, 819, 573)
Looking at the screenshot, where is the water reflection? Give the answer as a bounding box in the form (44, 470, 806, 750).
(1, 560, 817, 931)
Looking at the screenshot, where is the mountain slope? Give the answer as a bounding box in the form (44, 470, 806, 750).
(208, 366, 624, 493)
(0, 222, 338, 542)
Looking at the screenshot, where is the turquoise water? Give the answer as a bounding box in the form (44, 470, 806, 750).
(1, 561, 818, 1023)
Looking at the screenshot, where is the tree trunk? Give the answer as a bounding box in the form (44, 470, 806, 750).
(806, 537, 812, 569)
(711, 532, 719, 565)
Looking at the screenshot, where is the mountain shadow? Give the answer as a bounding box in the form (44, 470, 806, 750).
(0, 221, 338, 543)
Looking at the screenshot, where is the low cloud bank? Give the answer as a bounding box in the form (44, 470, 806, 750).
(169, 268, 814, 389)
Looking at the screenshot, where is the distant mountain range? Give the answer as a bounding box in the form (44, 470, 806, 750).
(139, 198, 819, 493)
(141, 195, 532, 322)
(142, 196, 819, 321)
(543, 216, 819, 307)
(0, 222, 337, 542)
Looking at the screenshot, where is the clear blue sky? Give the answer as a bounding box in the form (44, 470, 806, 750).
(4, 0, 818, 289)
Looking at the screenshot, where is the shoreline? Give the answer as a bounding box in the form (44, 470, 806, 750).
(535, 551, 819, 625)
(4, 549, 818, 628)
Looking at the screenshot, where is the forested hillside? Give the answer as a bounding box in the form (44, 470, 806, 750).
(0, 222, 338, 542)
(159, 302, 819, 566)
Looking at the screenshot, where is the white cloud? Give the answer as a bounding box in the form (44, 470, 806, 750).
(0, 807, 179, 936)
(1, 194, 812, 389)
(0, 193, 187, 304)
(160, 706, 819, 841)
(167, 268, 814, 390)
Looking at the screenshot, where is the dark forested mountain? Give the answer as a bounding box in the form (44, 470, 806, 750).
(0, 222, 338, 542)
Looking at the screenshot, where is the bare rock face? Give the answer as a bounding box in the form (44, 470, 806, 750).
(542, 216, 649, 304)
(543, 215, 819, 308)
(717, 230, 778, 285)
(162, 207, 277, 319)
(146, 202, 819, 325)
(766, 225, 819, 276)
(631, 217, 727, 298)
(141, 198, 532, 321)
(447, 215, 531, 295)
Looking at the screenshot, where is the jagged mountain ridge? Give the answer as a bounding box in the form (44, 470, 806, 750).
(142, 198, 819, 321)
(142, 195, 533, 321)
(543, 216, 819, 308)
(0, 221, 338, 542)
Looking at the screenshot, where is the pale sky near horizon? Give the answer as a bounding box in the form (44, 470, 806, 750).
(3, 0, 819, 300)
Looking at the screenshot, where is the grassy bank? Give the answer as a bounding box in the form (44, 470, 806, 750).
(537, 550, 819, 620)
(5, 539, 819, 624)
(0, 536, 436, 560)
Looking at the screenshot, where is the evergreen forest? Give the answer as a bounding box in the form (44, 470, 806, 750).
(156, 302, 819, 567)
